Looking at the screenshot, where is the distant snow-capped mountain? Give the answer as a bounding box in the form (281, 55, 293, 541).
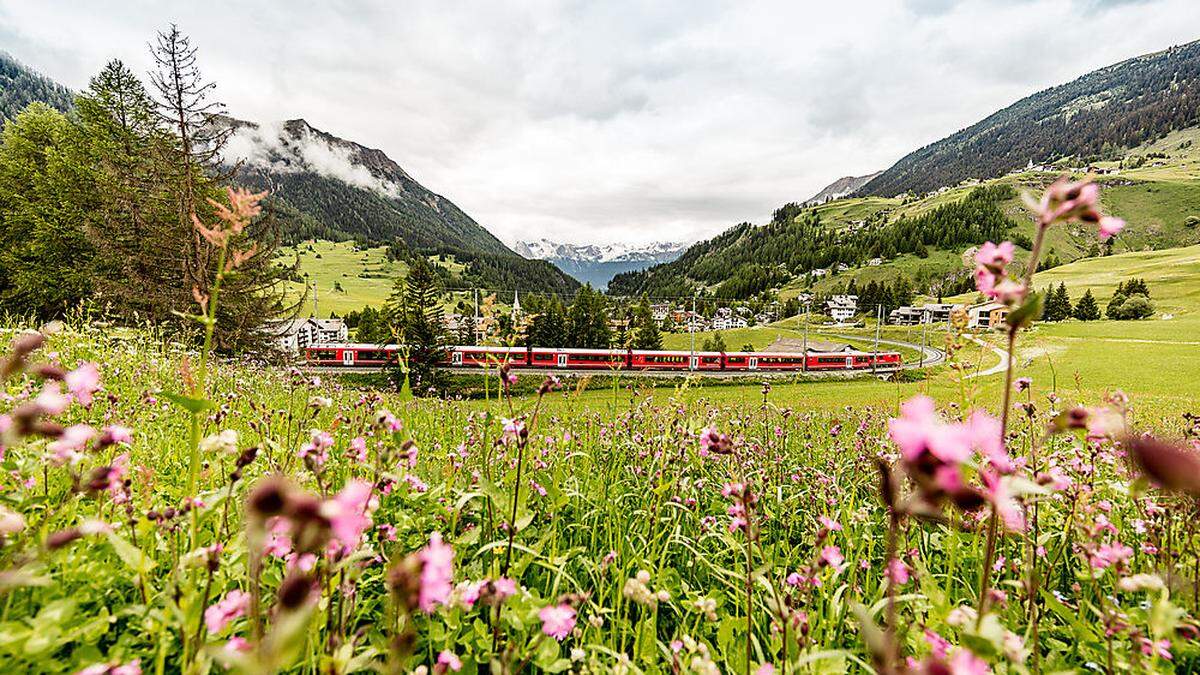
(515, 239, 686, 288)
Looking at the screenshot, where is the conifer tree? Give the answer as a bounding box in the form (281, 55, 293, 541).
(630, 295, 662, 350)
(566, 285, 611, 348)
(386, 258, 445, 394)
(1074, 289, 1101, 321)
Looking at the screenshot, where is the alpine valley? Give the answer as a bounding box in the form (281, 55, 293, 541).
(514, 239, 686, 289)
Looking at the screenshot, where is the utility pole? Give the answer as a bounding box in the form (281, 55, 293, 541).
(690, 292, 697, 370)
(919, 318, 927, 368)
(802, 301, 810, 372)
(473, 288, 480, 345)
(872, 304, 882, 375)
(311, 277, 318, 318)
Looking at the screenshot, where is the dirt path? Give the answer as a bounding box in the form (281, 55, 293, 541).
(964, 335, 1010, 379)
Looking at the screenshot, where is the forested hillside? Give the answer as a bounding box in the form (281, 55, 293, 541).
(609, 185, 1018, 299)
(860, 40, 1200, 197)
(0, 52, 72, 123)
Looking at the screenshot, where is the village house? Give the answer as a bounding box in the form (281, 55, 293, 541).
(271, 318, 348, 353)
(711, 315, 748, 331)
(967, 302, 1009, 330)
(826, 295, 858, 323)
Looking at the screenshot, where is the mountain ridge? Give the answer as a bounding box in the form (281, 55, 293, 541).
(0, 51, 73, 124)
(804, 172, 880, 206)
(858, 40, 1200, 197)
(220, 118, 579, 292)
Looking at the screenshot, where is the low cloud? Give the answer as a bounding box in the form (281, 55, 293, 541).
(225, 120, 397, 197)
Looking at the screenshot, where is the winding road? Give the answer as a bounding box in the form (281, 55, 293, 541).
(963, 335, 1010, 379)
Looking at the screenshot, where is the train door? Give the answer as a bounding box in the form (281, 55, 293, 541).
(689, 355, 699, 370)
(845, 356, 853, 369)
(451, 350, 463, 366)
(748, 357, 758, 370)
(342, 349, 355, 366)
(556, 353, 568, 368)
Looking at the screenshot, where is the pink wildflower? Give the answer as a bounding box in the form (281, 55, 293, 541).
(981, 470, 1026, 532)
(48, 424, 95, 464)
(1139, 637, 1171, 660)
(100, 425, 133, 446)
(65, 362, 101, 406)
(818, 515, 842, 531)
(947, 648, 991, 674)
(436, 651, 463, 673)
(492, 577, 517, 599)
(886, 559, 910, 585)
(298, 429, 334, 467)
(35, 382, 69, 415)
(925, 629, 951, 658)
(322, 480, 375, 552)
(418, 532, 454, 612)
(819, 545, 845, 570)
(1098, 216, 1125, 240)
(223, 637, 250, 653)
(76, 661, 142, 675)
(204, 589, 250, 634)
(1090, 542, 1133, 570)
(539, 603, 576, 641)
(349, 436, 368, 463)
(263, 517, 293, 558)
(754, 664, 775, 675)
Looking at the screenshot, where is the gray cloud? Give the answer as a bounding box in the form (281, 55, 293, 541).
(0, 0, 1197, 247)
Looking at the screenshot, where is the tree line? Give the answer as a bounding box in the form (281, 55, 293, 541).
(1041, 278, 1154, 322)
(0, 28, 293, 351)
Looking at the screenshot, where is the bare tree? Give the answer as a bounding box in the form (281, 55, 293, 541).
(149, 24, 233, 295)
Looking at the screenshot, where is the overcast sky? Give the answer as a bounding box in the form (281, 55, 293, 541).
(2, 1, 1198, 247)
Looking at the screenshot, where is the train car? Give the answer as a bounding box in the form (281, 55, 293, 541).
(445, 345, 529, 368)
(748, 352, 808, 371)
(543, 348, 626, 370)
(806, 352, 858, 370)
(629, 350, 722, 371)
(304, 343, 398, 367)
(874, 351, 903, 368)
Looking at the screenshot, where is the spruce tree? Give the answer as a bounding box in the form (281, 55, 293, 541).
(1044, 282, 1071, 321)
(1074, 289, 1101, 321)
(386, 258, 445, 395)
(566, 285, 611, 348)
(526, 296, 567, 348)
(630, 295, 662, 350)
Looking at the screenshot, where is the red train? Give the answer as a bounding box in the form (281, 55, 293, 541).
(303, 344, 901, 372)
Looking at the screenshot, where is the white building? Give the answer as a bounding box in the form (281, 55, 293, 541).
(271, 318, 348, 353)
(826, 295, 858, 323)
(967, 302, 1009, 330)
(712, 316, 748, 331)
(888, 303, 965, 326)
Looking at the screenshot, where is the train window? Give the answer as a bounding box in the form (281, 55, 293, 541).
(312, 350, 337, 360)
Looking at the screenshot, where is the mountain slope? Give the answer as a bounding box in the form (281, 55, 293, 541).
(224, 118, 579, 292)
(515, 239, 685, 288)
(0, 52, 73, 124)
(860, 40, 1200, 197)
(804, 172, 880, 206)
